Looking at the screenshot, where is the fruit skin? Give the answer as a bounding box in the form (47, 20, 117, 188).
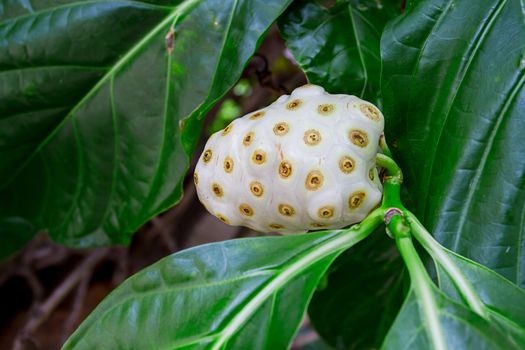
(194, 84, 384, 234)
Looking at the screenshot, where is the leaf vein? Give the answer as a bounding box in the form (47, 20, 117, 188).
(423, 0, 508, 225)
(348, 4, 368, 98)
(98, 76, 120, 236)
(142, 17, 176, 212)
(452, 68, 525, 251)
(58, 117, 84, 238)
(516, 159, 525, 284)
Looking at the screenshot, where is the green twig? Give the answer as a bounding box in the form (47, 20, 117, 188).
(376, 154, 403, 209)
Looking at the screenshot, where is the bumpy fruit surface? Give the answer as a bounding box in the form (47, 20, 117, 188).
(194, 84, 384, 233)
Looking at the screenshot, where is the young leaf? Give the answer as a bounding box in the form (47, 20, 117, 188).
(308, 229, 405, 349)
(62, 219, 380, 350)
(278, 0, 400, 101)
(381, 0, 525, 286)
(0, 0, 292, 256)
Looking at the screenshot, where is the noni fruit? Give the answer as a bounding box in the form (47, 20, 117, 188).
(194, 84, 384, 234)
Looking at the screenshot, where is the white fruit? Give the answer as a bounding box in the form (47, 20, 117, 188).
(194, 84, 384, 234)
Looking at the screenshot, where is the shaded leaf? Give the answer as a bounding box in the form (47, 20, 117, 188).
(62, 227, 374, 349)
(381, 0, 525, 286)
(0, 0, 292, 256)
(278, 0, 400, 101)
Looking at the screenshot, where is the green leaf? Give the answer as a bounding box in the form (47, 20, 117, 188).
(382, 286, 525, 350)
(62, 223, 378, 350)
(278, 0, 400, 101)
(0, 0, 292, 255)
(436, 248, 525, 344)
(381, 0, 525, 286)
(308, 229, 405, 349)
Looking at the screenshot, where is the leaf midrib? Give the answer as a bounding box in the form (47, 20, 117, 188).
(210, 229, 363, 349)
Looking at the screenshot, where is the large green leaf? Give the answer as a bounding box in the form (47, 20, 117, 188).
(278, 0, 400, 101)
(0, 0, 292, 257)
(308, 229, 405, 349)
(381, 0, 525, 287)
(382, 287, 524, 350)
(62, 221, 379, 350)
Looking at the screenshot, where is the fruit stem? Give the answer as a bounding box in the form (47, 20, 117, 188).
(376, 154, 403, 210)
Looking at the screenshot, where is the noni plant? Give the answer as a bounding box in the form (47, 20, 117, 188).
(2, 0, 525, 349)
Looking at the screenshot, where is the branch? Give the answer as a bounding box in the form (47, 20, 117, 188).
(13, 248, 110, 350)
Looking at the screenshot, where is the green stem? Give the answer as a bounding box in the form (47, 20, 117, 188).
(376, 153, 490, 348)
(405, 211, 488, 318)
(389, 215, 447, 350)
(376, 154, 403, 209)
(376, 154, 487, 318)
(342, 206, 385, 242)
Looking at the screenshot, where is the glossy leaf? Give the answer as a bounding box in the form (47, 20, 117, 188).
(0, 0, 292, 256)
(436, 248, 525, 343)
(278, 0, 400, 101)
(308, 229, 405, 349)
(62, 225, 376, 350)
(382, 286, 525, 350)
(381, 0, 525, 286)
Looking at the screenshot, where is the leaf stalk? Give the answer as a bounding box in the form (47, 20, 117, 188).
(376, 153, 493, 349)
(405, 211, 488, 318)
